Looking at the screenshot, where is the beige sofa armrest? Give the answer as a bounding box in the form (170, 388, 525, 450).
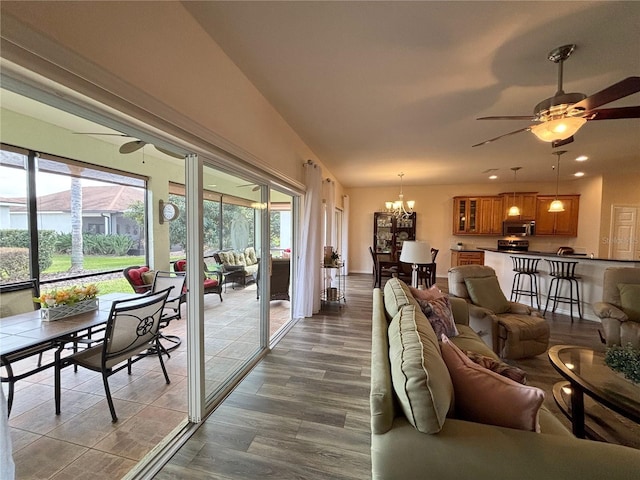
(448, 296, 470, 326)
(372, 417, 640, 480)
(467, 303, 495, 320)
(592, 301, 628, 321)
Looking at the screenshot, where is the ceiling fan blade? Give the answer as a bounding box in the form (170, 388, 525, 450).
(153, 145, 184, 159)
(119, 140, 147, 154)
(570, 76, 640, 112)
(477, 115, 536, 121)
(583, 105, 640, 120)
(472, 126, 532, 147)
(551, 136, 574, 148)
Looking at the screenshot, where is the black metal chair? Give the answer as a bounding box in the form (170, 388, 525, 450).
(544, 259, 582, 322)
(54, 288, 172, 422)
(0, 279, 41, 416)
(151, 271, 187, 354)
(510, 257, 541, 309)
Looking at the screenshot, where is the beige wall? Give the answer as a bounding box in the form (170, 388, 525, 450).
(600, 174, 640, 258)
(348, 174, 639, 276)
(1, 2, 343, 203)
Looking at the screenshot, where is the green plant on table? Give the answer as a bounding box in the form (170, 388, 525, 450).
(604, 344, 640, 384)
(34, 284, 99, 308)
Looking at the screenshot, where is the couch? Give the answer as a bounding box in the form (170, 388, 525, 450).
(592, 267, 640, 348)
(370, 277, 640, 479)
(213, 247, 259, 287)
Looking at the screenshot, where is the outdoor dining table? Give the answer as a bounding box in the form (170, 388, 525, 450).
(0, 292, 138, 415)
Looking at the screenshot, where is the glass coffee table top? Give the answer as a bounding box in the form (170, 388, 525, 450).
(549, 345, 640, 437)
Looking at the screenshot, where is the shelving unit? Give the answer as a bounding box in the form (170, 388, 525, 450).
(373, 212, 417, 262)
(321, 263, 345, 308)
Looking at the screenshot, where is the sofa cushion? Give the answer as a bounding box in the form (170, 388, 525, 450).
(245, 247, 258, 265)
(388, 305, 453, 434)
(218, 251, 235, 266)
(618, 283, 640, 322)
(451, 324, 498, 360)
(234, 252, 247, 266)
(464, 276, 510, 314)
(464, 351, 527, 384)
(440, 334, 544, 432)
(416, 296, 459, 338)
(383, 277, 419, 320)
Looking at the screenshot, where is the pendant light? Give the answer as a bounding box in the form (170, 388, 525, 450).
(548, 150, 566, 212)
(507, 167, 522, 216)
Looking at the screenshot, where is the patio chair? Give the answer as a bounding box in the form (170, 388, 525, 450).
(151, 270, 186, 354)
(55, 287, 172, 422)
(173, 259, 223, 301)
(256, 258, 291, 301)
(123, 266, 154, 293)
(0, 279, 42, 415)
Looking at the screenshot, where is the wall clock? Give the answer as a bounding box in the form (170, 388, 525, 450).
(159, 199, 179, 224)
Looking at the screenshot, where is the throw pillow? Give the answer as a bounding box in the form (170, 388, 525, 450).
(464, 351, 527, 384)
(234, 252, 247, 266)
(409, 284, 444, 302)
(141, 270, 156, 286)
(416, 296, 459, 338)
(618, 283, 640, 322)
(387, 305, 453, 434)
(245, 247, 258, 265)
(464, 276, 510, 314)
(218, 251, 234, 266)
(440, 334, 544, 432)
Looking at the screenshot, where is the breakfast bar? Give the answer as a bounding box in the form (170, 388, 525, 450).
(480, 248, 640, 321)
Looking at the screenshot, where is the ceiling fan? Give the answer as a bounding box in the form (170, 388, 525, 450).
(472, 44, 640, 148)
(73, 132, 183, 159)
(237, 183, 260, 191)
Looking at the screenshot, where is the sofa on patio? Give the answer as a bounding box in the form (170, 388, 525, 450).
(213, 247, 259, 288)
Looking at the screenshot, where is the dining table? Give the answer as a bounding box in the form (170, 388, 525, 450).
(0, 292, 138, 415)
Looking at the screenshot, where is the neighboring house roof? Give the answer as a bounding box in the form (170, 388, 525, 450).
(7, 185, 144, 213)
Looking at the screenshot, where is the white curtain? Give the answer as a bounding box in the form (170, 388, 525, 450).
(323, 179, 337, 283)
(293, 161, 323, 318)
(342, 194, 350, 273)
(1, 387, 15, 479)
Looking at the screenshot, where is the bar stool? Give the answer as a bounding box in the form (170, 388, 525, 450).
(544, 259, 582, 322)
(510, 257, 541, 309)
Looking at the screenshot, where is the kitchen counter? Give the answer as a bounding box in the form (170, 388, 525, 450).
(480, 250, 639, 322)
(478, 247, 639, 263)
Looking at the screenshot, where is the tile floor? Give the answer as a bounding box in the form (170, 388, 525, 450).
(5, 281, 291, 479)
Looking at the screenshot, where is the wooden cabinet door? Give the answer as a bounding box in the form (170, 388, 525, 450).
(453, 197, 478, 234)
(451, 250, 485, 267)
(535, 195, 580, 236)
(502, 192, 537, 220)
(478, 196, 503, 234)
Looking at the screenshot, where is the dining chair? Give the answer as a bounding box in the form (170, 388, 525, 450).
(0, 279, 42, 415)
(55, 287, 172, 423)
(151, 270, 186, 354)
(369, 246, 398, 288)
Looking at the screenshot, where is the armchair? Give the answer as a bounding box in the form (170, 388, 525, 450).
(256, 257, 291, 301)
(448, 265, 549, 359)
(592, 267, 640, 348)
(173, 259, 223, 302)
(123, 266, 154, 293)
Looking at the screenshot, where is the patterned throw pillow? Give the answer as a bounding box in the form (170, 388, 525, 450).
(409, 284, 444, 302)
(234, 252, 247, 266)
(416, 296, 459, 338)
(464, 351, 527, 384)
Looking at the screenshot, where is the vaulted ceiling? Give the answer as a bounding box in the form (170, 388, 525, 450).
(183, 1, 640, 188)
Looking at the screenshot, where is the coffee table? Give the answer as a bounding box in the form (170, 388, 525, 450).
(548, 345, 640, 439)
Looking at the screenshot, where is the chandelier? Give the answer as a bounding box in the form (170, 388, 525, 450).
(384, 172, 415, 219)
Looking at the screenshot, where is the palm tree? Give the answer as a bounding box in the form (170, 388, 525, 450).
(70, 176, 83, 272)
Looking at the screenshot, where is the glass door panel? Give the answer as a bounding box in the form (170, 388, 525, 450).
(269, 189, 293, 340)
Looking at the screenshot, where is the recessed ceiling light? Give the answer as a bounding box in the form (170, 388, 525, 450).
(489, 175, 498, 180)
(574, 172, 585, 177)
(575, 155, 588, 162)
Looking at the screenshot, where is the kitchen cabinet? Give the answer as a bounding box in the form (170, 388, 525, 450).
(478, 196, 504, 235)
(501, 192, 537, 220)
(451, 249, 485, 267)
(535, 195, 580, 236)
(373, 212, 416, 262)
(453, 196, 502, 235)
(453, 197, 478, 234)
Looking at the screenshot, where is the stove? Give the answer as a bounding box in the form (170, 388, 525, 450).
(497, 239, 529, 252)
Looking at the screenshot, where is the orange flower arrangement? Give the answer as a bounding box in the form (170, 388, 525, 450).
(35, 284, 99, 308)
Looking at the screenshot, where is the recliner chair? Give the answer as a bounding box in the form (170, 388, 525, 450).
(448, 265, 550, 359)
(592, 267, 640, 348)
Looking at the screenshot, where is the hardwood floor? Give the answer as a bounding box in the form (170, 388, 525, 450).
(157, 274, 639, 480)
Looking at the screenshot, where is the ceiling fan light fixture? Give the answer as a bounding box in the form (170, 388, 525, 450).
(548, 150, 566, 213)
(531, 117, 586, 142)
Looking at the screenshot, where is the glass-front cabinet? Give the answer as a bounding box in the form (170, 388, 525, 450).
(374, 212, 417, 262)
(453, 197, 478, 234)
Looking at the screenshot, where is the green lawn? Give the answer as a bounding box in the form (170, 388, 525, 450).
(44, 255, 146, 274)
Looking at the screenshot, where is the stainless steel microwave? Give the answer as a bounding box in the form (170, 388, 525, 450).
(503, 220, 535, 237)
